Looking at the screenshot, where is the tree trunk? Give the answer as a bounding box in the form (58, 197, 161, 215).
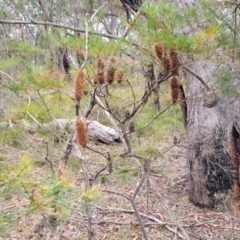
(184, 61, 240, 209)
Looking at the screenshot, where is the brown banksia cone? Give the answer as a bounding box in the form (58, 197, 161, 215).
(74, 69, 85, 101)
(75, 117, 89, 147)
(107, 67, 115, 84)
(153, 43, 165, 60)
(170, 49, 180, 73)
(94, 59, 105, 84)
(169, 76, 181, 103)
(162, 54, 173, 71)
(117, 70, 123, 83)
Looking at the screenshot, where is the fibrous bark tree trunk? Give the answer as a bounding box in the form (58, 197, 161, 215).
(184, 61, 240, 209)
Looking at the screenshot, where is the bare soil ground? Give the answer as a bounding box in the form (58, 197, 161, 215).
(2, 128, 240, 240)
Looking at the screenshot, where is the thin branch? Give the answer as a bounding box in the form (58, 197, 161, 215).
(0, 70, 18, 83)
(80, 18, 89, 70)
(123, 71, 171, 124)
(103, 189, 131, 201)
(126, 79, 136, 111)
(95, 206, 186, 239)
(183, 66, 210, 91)
(0, 19, 119, 39)
(45, 143, 55, 175)
(26, 111, 42, 127)
(94, 166, 107, 180)
(134, 103, 173, 133)
(89, 2, 108, 22)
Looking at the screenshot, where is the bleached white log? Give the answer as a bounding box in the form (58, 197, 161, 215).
(43, 119, 121, 144)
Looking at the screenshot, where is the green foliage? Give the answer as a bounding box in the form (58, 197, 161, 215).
(21, 65, 67, 89)
(0, 57, 21, 71)
(115, 165, 138, 184)
(88, 36, 121, 58)
(8, 81, 24, 92)
(25, 100, 49, 123)
(0, 125, 24, 147)
(7, 39, 46, 57)
(139, 145, 158, 157)
(81, 184, 101, 201)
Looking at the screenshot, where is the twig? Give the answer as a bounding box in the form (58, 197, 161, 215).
(133, 103, 173, 133)
(45, 143, 55, 175)
(103, 189, 131, 201)
(0, 70, 17, 83)
(94, 94, 128, 149)
(149, 178, 190, 240)
(89, 2, 108, 23)
(123, 71, 171, 123)
(36, 90, 69, 135)
(183, 66, 210, 91)
(80, 18, 89, 70)
(107, 152, 113, 174)
(73, 142, 92, 240)
(95, 206, 186, 239)
(126, 79, 136, 111)
(26, 111, 42, 127)
(94, 166, 107, 180)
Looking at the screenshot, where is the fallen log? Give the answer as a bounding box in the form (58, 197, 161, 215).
(43, 118, 121, 144)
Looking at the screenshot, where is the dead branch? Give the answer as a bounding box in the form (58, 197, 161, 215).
(0, 19, 119, 40)
(95, 206, 187, 239)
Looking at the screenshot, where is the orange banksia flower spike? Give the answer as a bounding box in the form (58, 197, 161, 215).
(153, 43, 165, 60)
(95, 59, 105, 84)
(169, 76, 181, 103)
(74, 69, 85, 101)
(107, 67, 115, 84)
(75, 117, 89, 147)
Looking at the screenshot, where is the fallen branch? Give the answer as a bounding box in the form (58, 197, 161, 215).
(95, 206, 186, 239)
(43, 119, 121, 144)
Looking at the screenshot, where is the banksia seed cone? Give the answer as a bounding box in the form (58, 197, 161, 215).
(74, 69, 85, 101)
(117, 70, 123, 83)
(162, 55, 172, 72)
(169, 76, 181, 103)
(94, 59, 105, 84)
(170, 49, 180, 73)
(153, 43, 165, 60)
(107, 67, 115, 84)
(75, 117, 89, 147)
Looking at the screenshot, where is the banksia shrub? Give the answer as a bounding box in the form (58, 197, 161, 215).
(74, 69, 85, 101)
(94, 59, 105, 84)
(75, 117, 89, 147)
(169, 76, 181, 103)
